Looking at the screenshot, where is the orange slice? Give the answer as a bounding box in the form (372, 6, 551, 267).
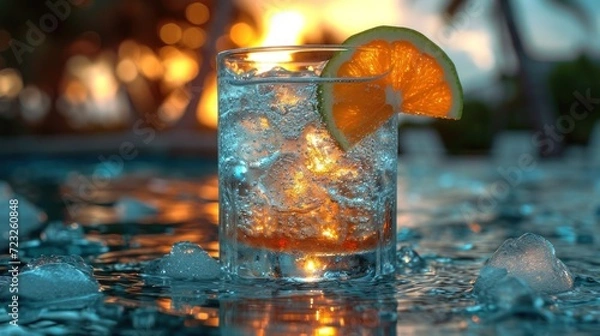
(318, 26, 463, 150)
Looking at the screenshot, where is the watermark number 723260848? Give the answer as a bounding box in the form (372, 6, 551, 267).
(7, 198, 20, 326)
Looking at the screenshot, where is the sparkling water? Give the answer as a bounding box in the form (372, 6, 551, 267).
(218, 66, 398, 281)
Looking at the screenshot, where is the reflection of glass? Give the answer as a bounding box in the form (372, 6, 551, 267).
(219, 289, 397, 335)
(217, 46, 398, 281)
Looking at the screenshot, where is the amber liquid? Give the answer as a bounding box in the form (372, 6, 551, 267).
(237, 220, 393, 254)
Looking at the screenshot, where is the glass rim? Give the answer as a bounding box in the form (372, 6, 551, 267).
(218, 44, 390, 83)
(217, 44, 360, 57)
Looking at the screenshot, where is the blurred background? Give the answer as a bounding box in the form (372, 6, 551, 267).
(0, 0, 599, 157)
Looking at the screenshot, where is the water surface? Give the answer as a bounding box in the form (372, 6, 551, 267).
(1, 155, 599, 335)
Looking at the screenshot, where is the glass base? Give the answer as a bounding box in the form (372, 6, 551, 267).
(221, 241, 396, 282)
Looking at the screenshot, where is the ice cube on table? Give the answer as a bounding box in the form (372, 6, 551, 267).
(475, 268, 549, 316)
(17, 255, 100, 301)
(396, 246, 427, 274)
(41, 221, 85, 243)
(31, 221, 108, 257)
(143, 241, 221, 280)
(474, 233, 574, 294)
(114, 196, 158, 222)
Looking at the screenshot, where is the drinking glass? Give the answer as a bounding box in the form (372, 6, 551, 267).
(218, 46, 397, 282)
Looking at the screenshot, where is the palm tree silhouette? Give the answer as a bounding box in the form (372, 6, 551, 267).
(443, 0, 594, 157)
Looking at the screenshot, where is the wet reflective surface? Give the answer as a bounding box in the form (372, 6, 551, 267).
(1, 155, 599, 335)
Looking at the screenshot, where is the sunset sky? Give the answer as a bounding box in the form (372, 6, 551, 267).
(239, 0, 600, 93)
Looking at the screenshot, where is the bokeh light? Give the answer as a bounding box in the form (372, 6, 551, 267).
(138, 47, 164, 80)
(198, 72, 217, 129)
(185, 2, 210, 25)
(160, 47, 199, 86)
(159, 22, 183, 45)
(19, 85, 51, 124)
(181, 27, 206, 49)
(0, 68, 23, 99)
(116, 59, 139, 83)
(230, 22, 255, 46)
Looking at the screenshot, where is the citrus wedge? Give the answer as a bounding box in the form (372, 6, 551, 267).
(319, 26, 463, 150)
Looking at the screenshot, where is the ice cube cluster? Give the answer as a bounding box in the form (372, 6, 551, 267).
(218, 67, 398, 243)
(474, 233, 574, 295)
(144, 241, 221, 280)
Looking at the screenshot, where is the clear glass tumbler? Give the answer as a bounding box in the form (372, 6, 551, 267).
(217, 46, 397, 282)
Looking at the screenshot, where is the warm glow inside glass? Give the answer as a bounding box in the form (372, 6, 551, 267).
(217, 46, 397, 281)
